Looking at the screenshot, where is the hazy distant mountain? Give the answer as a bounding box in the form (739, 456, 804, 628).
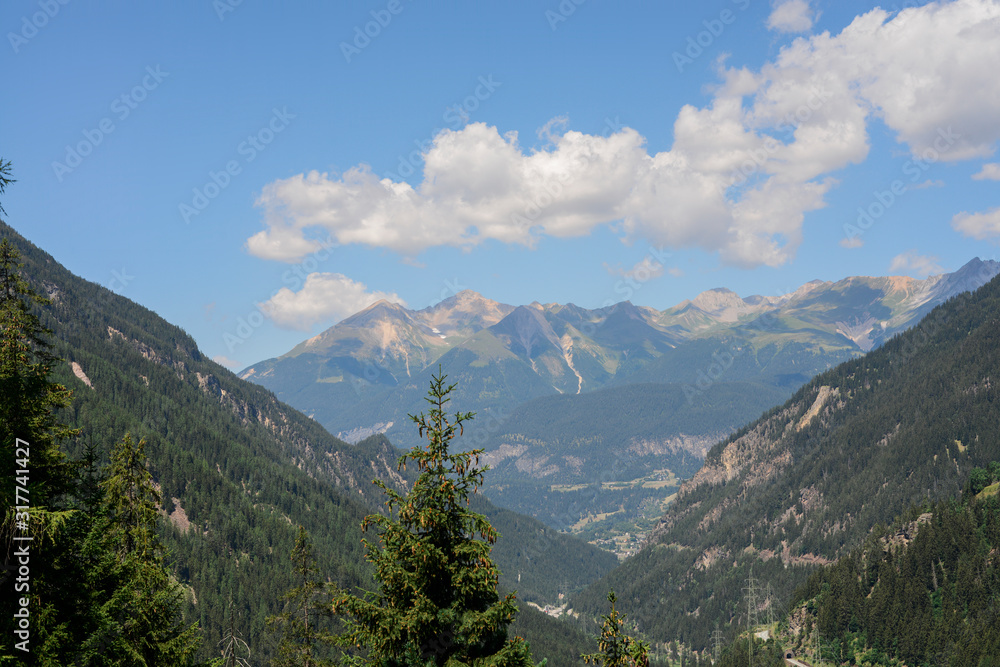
(242, 259, 998, 443)
(240, 260, 999, 541)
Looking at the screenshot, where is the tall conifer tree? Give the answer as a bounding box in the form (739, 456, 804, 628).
(332, 371, 534, 667)
(267, 526, 336, 667)
(79, 433, 203, 665)
(0, 166, 81, 662)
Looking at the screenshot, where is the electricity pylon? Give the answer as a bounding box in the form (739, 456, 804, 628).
(744, 567, 761, 667)
(764, 582, 777, 626)
(711, 625, 724, 663)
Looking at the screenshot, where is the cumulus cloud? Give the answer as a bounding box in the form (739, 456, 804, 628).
(260, 273, 406, 330)
(840, 236, 864, 249)
(952, 206, 1000, 240)
(247, 0, 1000, 269)
(767, 0, 816, 33)
(889, 250, 945, 278)
(972, 163, 1000, 180)
(246, 224, 325, 262)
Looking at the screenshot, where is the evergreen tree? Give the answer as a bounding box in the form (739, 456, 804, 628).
(0, 236, 77, 503)
(1, 199, 80, 660)
(267, 526, 336, 666)
(331, 371, 534, 667)
(581, 592, 648, 667)
(78, 433, 203, 665)
(0, 157, 13, 216)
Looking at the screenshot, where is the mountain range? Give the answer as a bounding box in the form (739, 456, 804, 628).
(241, 259, 999, 541)
(244, 260, 1000, 433)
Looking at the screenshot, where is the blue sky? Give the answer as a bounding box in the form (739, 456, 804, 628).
(3, 0, 999, 369)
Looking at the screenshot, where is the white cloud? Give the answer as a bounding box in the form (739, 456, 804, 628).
(910, 179, 944, 190)
(213, 355, 242, 369)
(889, 250, 945, 278)
(952, 206, 1000, 240)
(767, 0, 816, 33)
(260, 273, 406, 330)
(972, 163, 1000, 180)
(246, 224, 323, 262)
(840, 236, 864, 249)
(247, 0, 1000, 269)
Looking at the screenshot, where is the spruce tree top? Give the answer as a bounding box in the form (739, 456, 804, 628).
(332, 370, 533, 667)
(582, 592, 649, 667)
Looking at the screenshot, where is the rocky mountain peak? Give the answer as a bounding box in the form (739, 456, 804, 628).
(417, 289, 514, 334)
(339, 299, 412, 328)
(932, 257, 1000, 299)
(689, 288, 745, 314)
(489, 305, 561, 358)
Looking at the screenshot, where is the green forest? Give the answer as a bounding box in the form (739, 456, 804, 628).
(0, 168, 611, 665)
(786, 464, 1000, 665)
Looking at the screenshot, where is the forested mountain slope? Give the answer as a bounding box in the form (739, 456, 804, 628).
(572, 271, 1000, 650)
(2, 221, 615, 665)
(786, 471, 1000, 665)
(475, 380, 788, 551)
